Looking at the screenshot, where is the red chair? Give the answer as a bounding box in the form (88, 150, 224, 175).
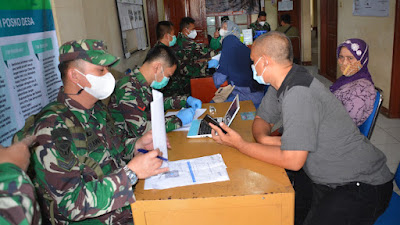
(190, 77, 228, 103)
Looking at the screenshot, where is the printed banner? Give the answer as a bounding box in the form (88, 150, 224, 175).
(0, 0, 61, 146)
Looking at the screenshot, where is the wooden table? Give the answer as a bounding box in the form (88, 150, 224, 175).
(131, 100, 294, 225)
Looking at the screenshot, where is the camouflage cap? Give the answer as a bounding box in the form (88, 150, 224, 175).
(59, 39, 120, 67)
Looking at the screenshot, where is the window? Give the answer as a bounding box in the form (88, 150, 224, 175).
(206, 14, 252, 37)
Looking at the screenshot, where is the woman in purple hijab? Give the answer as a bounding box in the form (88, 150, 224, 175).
(330, 38, 376, 126)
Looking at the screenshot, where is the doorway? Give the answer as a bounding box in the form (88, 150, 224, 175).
(311, 0, 318, 66)
(388, 0, 400, 118)
(319, 0, 338, 82)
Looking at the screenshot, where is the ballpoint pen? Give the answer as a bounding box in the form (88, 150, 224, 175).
(137, 149, 168, 161)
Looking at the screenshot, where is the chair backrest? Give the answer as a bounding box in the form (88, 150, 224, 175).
(359, 88, 383, 139)
(289, 36, 301, 64)
(190, 76, 218, 103)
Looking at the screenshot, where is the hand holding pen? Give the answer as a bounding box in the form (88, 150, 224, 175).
(138, 149, 168, 161)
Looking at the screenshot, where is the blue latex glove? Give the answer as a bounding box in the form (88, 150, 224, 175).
(208, 59, 219, 68)
(177, 108, 195, 125)
(186, 96, 202, 110)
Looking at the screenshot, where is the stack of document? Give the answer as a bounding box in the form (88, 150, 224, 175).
(144, 154, 230, 190)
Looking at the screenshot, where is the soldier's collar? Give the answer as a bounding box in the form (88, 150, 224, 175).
(133, 69, 150, 87)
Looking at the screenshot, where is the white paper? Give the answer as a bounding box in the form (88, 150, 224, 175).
(130, 5, 138, 29)
(278, 1, 293, 11)
(242, 29, 253, 45)
(144, 154, 230, 190)
(150, 90, 168, 159)
(353, 0, 389, 17)
(117, 3, 133, 31)
(211, 53, 221, 61)
(165, 108, 207, 131)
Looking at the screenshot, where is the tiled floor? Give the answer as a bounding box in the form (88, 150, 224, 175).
(304, 65, 400, 194)
(371, 116, 400, 194)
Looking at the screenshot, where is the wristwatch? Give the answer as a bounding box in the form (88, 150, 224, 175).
(123, 165, 138, 185)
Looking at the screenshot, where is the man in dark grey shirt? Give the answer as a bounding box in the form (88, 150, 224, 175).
(209, 31, 393, 225)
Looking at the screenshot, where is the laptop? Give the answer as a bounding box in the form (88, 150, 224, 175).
(187, 95, 240, 138)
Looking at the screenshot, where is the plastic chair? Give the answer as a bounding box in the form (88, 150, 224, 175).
(190, 76, 217, 103)
(359, 88, 383, 139)
(374, 163, 400, 225)
(190, 76, 229, 103)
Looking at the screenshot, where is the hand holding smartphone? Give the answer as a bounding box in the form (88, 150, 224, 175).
(204, 114, 227, 134)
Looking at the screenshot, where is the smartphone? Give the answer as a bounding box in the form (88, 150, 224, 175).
(204, 114, 227, 134)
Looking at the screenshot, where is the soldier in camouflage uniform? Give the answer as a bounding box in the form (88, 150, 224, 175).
(154, 21, 176, 48)
(162, 17, 216, 97)
(0, 136, 41, 225)
(249, 11, 271, 37)
(13, 39, 168, 224)
(109, 45, 202, 137)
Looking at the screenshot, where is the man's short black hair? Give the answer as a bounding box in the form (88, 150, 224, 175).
(58, 60, 83, 81)
(143, 45, 178, 68)
(221, 16, 229, 23)
(58, 61, 71, 81)
(281, 14, 291, 24)
(180, 17, 195, 31)
(258, 11, 267, 18)
(156, 21, 174, 40)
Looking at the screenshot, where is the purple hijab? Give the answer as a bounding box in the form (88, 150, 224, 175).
(330, 38, 374, 93)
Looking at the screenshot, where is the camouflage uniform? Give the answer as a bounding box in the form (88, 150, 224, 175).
(13, 40, 137, 224)
(153, 41, 167, 47)
(13, 90, 136, 224)
(109, 69, 187, 138)
(0, 163, 41, 225)
(162, 33, 216, 97)
(249, 21, 271, 36)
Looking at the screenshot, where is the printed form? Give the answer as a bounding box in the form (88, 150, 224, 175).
(144, 154, 230, 190)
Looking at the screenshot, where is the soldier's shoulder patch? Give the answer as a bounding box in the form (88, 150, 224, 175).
(57, 158, 77, 171)
(51, 128, 73, 160)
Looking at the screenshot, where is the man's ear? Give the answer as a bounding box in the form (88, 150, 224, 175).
(182, 27, 188, 36)
(67, 67, 79, 84)
(163, 33, 170, 41)
(151, 61, 162, 74)
(260, 55, 270, 67)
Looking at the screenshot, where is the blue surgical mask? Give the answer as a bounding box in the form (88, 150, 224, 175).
(169, 34, 177, 47)
(151, 67, 170, 89)
(251, 58, 267, 85)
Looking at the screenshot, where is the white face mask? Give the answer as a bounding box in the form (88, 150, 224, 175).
(187, 29, 197, 39)
(259, 21, 266, 26)
(219, 29, 228, 37)
(75, 69, 115, 100)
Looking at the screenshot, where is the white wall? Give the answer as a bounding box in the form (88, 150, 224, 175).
(301, 0, 312, 62)
(264, 0, 312, 63)
(337, 0, 396, 108)
(265, 0, 278, 30)
(51, 0, 149, 77)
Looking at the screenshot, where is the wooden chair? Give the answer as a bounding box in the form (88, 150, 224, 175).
(289, 36, 301, 64)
